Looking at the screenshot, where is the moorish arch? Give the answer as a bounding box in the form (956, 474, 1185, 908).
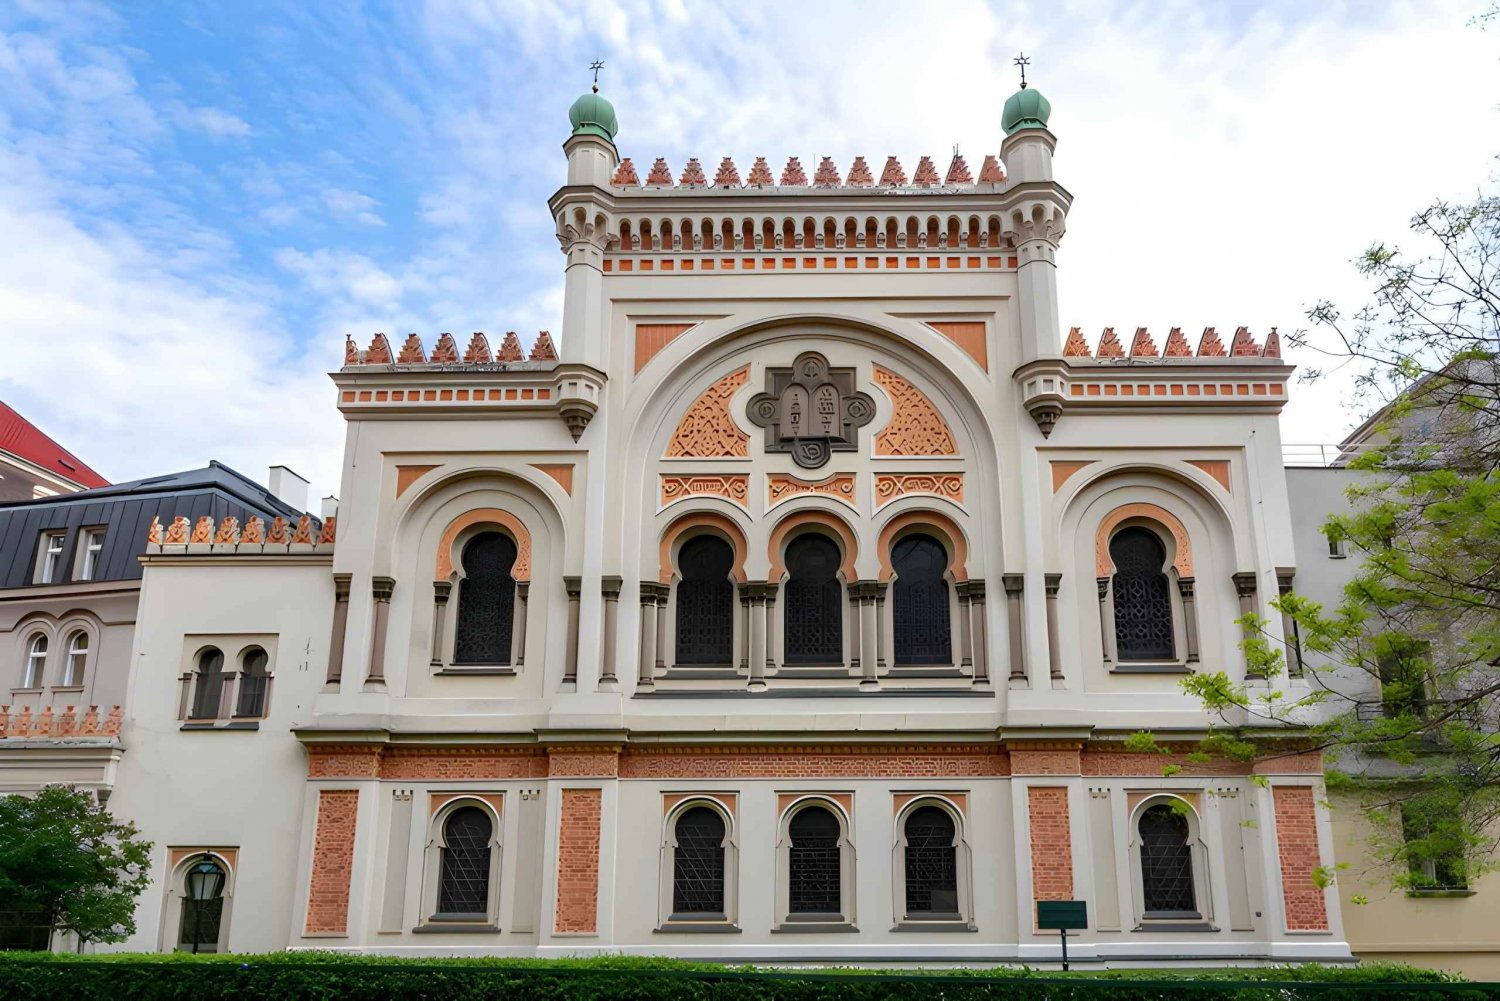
(875, 508, 970, 583)
(658, 510, 750, 585)
(767, 508, 860, 582)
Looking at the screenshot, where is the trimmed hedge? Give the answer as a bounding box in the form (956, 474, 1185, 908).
(0, 953, 1492, 1000)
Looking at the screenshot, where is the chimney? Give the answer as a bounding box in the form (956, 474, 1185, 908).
(267, 465, 310, 513)
(321, 495, 339, 520)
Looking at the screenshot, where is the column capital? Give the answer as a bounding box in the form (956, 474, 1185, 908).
(1001, 573, 1025, 596)
(332, 572, 353, 601)
(1232, 572, 1258, 599)
(432, 579, 452, 602)
(955, 579, 986, 602)
(1043, 572, 1063, 597)
(371, 576, 396, 603)
(600, 575, 623, 599)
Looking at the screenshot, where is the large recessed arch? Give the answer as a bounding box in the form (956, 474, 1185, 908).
(435, 508, 533, 582)
(876, 509, 970, 582)
(1095, 503, 1192, 577)
(767, 508, 859, 581)
(658, 511, 750, 584)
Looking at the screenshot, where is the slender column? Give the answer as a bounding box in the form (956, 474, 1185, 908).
(1276, 568, 1301, 677)
(1096, 577, 1113, 666)
(874, 584, 888, 671)
(367, 576, 395, 688)
(513, 582, 529, 667)
(855, 584, 879, 688)
(764, 583, 779, 674)
(1177, 577, 1200, 664)
(1233, 572, 1260, 676)
(1043, 573, 1063, 683)
(1002, 573, 1025, 682)
(747, 585, 768, 690)
(637, 583, 666, 691)
(599, 576, 622, 686)
(563, 576, 582, 685)
(956, 586, 974, 670)
(655, 590, 669, 673)
(738, 583, 751, 671)
(848, 591, 862, 670)
(326, 573, 352, 687)
(430, 581, 451, 667)
(959, 580, 988, 684)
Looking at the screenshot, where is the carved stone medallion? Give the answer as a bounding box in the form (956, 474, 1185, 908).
(745, 352, 875, 469)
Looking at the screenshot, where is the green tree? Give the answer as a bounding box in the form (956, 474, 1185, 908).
(0, 785, 153, 947)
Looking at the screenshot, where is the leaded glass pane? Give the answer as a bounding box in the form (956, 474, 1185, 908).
(783, 535, 843, 665)
(672, 807, 726, 915)
(904, 806, 959, 915)
(454, 532, 516, 665)
(1111, 527, 1175, 661)
(892, 534, 952, 665)
(437, 807, 493, 917)
(1139, 805, 1196, 914)
(788, 806, 841, 914)
(189, 649, 223, 720)
(675, 536, 735, 665)
(235, 649, 269, 717)
(178, 897, 223, 950)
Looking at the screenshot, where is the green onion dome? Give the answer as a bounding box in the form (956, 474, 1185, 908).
(1002, 85, 1051, 135)
(568, 91, 618, 141)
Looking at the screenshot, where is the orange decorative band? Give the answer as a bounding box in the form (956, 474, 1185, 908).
(340, 385, 554, 405)
(874, 473, 963, 507)
(1067, 381, 1284, 399)
(767, 473, 856, 508)
(604, 254, 1015, 273)
(619, 745, 1009, 779)
(0, 704, 121, 739)
(660, 474, 749, 508)
(1094, 503, 1192, 578)
(306, 745, 548, 780)
(872, 367, 958, 456)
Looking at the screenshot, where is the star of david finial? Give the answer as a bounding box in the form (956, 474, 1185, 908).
(1014, 52, 1030, 89)
(589, 60, 604, 93)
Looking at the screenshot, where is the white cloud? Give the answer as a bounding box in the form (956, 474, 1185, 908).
(175, 104, 252, 138)
(322, 186, 385, 227)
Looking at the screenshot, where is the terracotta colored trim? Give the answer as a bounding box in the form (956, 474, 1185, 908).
(304, 789, 359, 936)
(634, 322, 697, 374)
(1187, 459, 1231, 493)
(395, 465, 437, 499)
(531, 463, 575, 495)
(429, 792, 505, 819)
(307, 746, 381, 779)
(1050, 460, 1095, 493)
(547, 748, 621, 778)
(1095, 502, 1193, 577)
(874, 473, 964, 509)
(660, 474, 749, 509)
(554, 788, 602, 934)
(767, 473, 856, 509)
(307, 745, 549, 780)
(876, 509, 969, 582)
(872, 366, 958, 456)
(767, 508, 859, 581)
(1126, 790, 1201, 815)
(663, 792, 737, 817)
(1010, 748, 1082, 776)
(659, 511, 750, 584)
(893, 792, 968, 817)
(1253, 750, 1324, 774)
(665, 366, 750, 458)
(435, 508, 532, 582)
(620, 746, 1008, 779)
(1273, 786, 1330, 932)
(1083, 750, 1248, 777)
(777, 792, 853, 820)
(924, 321, 988, 371)
(168, 847, 238, 872)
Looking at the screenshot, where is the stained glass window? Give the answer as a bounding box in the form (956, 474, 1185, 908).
(904, 806, 959, 916)
(437, 807, 493, 918)
(189, 648, 224, 720)
(892, 534, 952, 665)
(1139, 805, 1196, 915)
(783, 535, 843, 665)
(235, 648, 269, 718)
(788, 806, 842, 914)
(671, 806, 726, 916)
(675, 536, 735, 666)
(454, 532, 517, 665)
(1111, 527, 1175, 661)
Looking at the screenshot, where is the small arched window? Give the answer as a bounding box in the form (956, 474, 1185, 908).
(61, 631, 88, 687)
(675, 536, 735, 666)
(235, 648, 270, 718)
(892, 534, 952, 665)
(436, 806, 493, 919)
(903, 805, 959, 917)
(189, 648, 225, 720)
(453, 532, 517, 665)
(671, 806, 726, 917)
(783, 535, 843, 665)
(1111, 527, 1175, 661)
(787, 806, 842, 915)
(21, 634, 47, 689)
(1139, 804, 1197, 916)
(177, 857, 227, 953)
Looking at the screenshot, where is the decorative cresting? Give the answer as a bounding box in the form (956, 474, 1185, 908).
(666, 366, 750, 458)
(1094, 503, 1192, 577)
(745, 352, 875, 469)
(145, 514, 332, 553)
(434, 509, 532, 582)
(767, 473, 856, 509)
(871, 367, 958, 456)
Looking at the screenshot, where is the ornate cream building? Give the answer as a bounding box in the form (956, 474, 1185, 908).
(84, 80, 1355, 964)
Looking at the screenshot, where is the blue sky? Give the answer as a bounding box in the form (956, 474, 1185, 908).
(1, 1, 1496, 499)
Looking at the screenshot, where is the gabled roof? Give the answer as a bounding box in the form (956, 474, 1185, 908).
(0, 401, 108, 489)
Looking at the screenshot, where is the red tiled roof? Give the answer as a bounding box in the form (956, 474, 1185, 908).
(0, 401, 109, 489)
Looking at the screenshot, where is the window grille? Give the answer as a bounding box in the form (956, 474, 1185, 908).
(787, 806, 842, 914)
(671, 806, 726, 916)
(235, 648, 270, 718)
(1139, 805, 1196, 915)
(783, 535, 843, 665)
(674, 536, 735, 665)
(189, 648, 224, 720)
(453, 532, 517, 665)
(903, 806, 959, 916)
(891, 534, 952, 665)
(1110, 527, 1175, 661)
(436, 807, 492, 918)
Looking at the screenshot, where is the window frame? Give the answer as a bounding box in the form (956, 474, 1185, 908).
(419, 797, 503, 930)
(76, 527, 106, 581)
(887, 532, 959, 668)
(774, 797, 856, 931)
(162, 851, 236, 954)
(233, 646, 272, 719)
(891, 797, 975, 930)
(779, 533, 848, 668)
(20, 632, 49, 690)
(36, 531, 66, 584)
(60, 629, 89, 689)
(1100, 521, 1191, 671)
(670, 534, 738, 669)
(1126, 795, 1214, 931)
(656, 796, 739, 932)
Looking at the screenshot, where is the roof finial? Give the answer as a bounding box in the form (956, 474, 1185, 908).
(1014, 52, 1030, 89)
(589, 59, 604, 93)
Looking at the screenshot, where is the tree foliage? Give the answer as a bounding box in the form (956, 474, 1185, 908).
(0, 785, 153, 946)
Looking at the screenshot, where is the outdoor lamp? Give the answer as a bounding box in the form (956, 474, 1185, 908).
(187, 859, 224, 901)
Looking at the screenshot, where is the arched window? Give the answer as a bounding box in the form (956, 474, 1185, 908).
(1139, 805, 1196, 916)
(903, 806, 959, 917)
(675, 536, 735, 666)
(671, 806, 726, 917)
(189, 648, 224, 720)
(61, 631, 87, 687)
(783, 535, 843, 665)
(453, 531, 517, 665)
(891, 534, 952, 665)
(21, 634, 46, 689)
(787, 806, 842, 915)
(436, 807, 493, 919)
(235, 648, 270, 718)
(177, 857, 226, 953)
(1111, 527, 1175, 661)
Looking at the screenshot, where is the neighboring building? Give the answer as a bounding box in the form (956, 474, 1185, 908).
(94, 80, 1354, 965)
(0, 401, 109, 501)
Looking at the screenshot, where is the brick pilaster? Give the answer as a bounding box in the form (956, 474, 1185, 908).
(1272, 785, 1329, 931)
(304, 789, 359, 935)
(554, 787, 602, 934)
(1028, 786, 1074, 906)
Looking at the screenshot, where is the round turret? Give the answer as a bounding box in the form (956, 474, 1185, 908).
(1002, 85, 1051, 135)
(568, 91, 618, 141)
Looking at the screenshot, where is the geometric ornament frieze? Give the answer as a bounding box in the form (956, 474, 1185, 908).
(745, 351, 875, 469)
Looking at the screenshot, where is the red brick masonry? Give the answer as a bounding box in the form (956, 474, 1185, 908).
(554, 788, 602, 934)
(1028, 786, 1073, 907)
(304, 789, 359, 935)
(1272, 785, 1329, 932)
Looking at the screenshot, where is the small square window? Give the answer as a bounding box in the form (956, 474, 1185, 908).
(38, 532, 66, 584)
(1327, 538, 1347, 559)
(79, 529, 106, 581)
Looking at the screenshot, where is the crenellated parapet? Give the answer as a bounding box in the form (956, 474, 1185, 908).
(609, 152, 1005, 192)
(0, 704, 122, 739)
(144, 514, 334, 555)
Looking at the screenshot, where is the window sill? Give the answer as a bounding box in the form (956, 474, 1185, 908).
(412, 922, 499, 934)
(50, 686, 85, 694)
(884, 667, 965, 679)
(772, 920, 858, 933)
(892, 920, 977, 932)
(654, 921, 741, 934)
(180, 721, 260, 731)
(1132, 920, 1217, 933)
(1111, 662, 1193, 675)
(1406, 889, 1476, 898)
(9, 688, 43, 696)
(662, 667, 742, 680)
(434, 667, 516, 676)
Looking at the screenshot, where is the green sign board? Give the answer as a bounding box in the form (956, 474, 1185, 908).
(1036, 900, 1087, 930)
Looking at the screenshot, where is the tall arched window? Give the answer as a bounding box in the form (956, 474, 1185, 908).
(903, 805, 959, 917)
(1139, 804, 1197, 916)
(891, 534, 952, 665)
(1111, 527, 1175, 661)
(671, 806, 726, 917)
(675, 536, 735, 666)
(21, 634, 46, 689)
(189, 648, 224, 720)
(436, 807, 493, 919)
(787, 806, 842, 915)
(783, 535, 843, 665)
(453, 532, 517, 665)
(235, 648, 270, 718)
(61, 631, 88, 687)
(177, 857, 227, 953)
